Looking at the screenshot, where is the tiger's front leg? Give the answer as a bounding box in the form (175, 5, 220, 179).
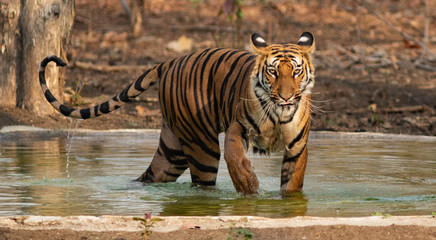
(281, 145, 308, 193)
(280, 127, 310, 193)
(224, 122, 259, 195)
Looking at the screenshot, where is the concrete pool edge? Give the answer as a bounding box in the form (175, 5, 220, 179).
(1, 125, 436, 142)
(0, 215, 435, 233)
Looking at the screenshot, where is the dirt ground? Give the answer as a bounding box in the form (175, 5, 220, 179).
(1, 0, 436, 135)
(0, 215, 435, 240)
(1, 0, 436, 239)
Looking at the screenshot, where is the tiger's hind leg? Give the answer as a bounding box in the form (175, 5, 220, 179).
(180, 136, 221, 187)
(136, 118, 188, 182)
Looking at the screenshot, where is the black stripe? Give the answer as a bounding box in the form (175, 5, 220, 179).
(93, 105, 100, 117)
(268, 112, 278, 124)
(195, 49, 221, 142)
(254, 83, 268, 110)
(171, 58, 188, 130)
(44, 90, 57, 103)
(119, 83, 132, 102)
(164, 171, 182, 178)
(175, 166, 188, 171)
(279, 113, 295, 124)
(80, 109, 91, 119)
(283, 144, 306, 164)
(227, 63, 248, 122)
(191, 177, 216, 186)
(159, 137, 184, 156)
(244, 103, 260, 133)
(186, 153, 219, 174)
(40, 58, 51, 68)
(236, 120, 248, 137)
(213, 49, 230, 75)
(166, 59, 177, 71)
(271, 50, 299, 55)
(220, 52, 251, 110)
(175, 55, 188, 101)
(59, 104, 74, 116)
(100, 101, 110, 114)
(172, 56, 189, 130)
(156, 63, 164, 78)
(199, 138, 220, 159)
(287, 120, 308, 150)
(281, 170, 291, 185)
(52, 55, 67, 66)
(173, 50, 209, 135)
(159, 66, 171, 120)
(143, 167, 155, 182)
(227, 57, 255, 123)
(224, 49, 243, 62)
(134, 69, 150, 91)
(39, 71, 46, 85)
(207, 62, 216, 115)
(178, 135, 215, 159)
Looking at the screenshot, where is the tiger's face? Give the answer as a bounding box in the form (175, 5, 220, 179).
(251, 33, 315, 120)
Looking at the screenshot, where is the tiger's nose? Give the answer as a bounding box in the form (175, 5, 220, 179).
(279, 93, 293, 101)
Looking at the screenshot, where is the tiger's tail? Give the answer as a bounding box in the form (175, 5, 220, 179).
(39, 55, 160, 119)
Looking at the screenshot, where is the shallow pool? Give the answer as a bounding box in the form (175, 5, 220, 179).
(0, 127, 435, 217)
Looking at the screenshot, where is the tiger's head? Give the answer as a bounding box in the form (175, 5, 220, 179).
(250, 32, 315, 121)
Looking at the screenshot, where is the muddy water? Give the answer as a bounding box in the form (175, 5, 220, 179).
(0, 128, 435, 217)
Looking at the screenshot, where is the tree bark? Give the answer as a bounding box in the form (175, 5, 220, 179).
(0, 0, 74, 115)
(130, 0, 144, 38)
(0, 1, 19, 106)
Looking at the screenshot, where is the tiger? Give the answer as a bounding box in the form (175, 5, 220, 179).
(39, 32, 315, 195)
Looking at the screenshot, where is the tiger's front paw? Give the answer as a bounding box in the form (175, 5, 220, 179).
(227, 158, 259, 195)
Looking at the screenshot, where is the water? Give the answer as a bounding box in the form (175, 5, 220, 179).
(65, 118, 82, 178)
(0, 128, 435, 217)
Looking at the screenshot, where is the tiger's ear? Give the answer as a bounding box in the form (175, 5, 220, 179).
(297, 32, 315, 53)
(251, 33, 269, 54)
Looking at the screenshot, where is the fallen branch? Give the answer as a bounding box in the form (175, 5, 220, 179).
(414, 62, 436, 72)
(72, 61, 152, 72)
(347, 105, 434, 114)
(378, 105, 434, 114)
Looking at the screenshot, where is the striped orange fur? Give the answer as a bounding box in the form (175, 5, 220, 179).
(39, 32, 315, 195)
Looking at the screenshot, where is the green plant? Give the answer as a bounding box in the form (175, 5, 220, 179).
(70, 80, 87, 106)
(227, 223, 254, 240)
(222, 0, 244, 22)
(134, 212, 156, 240)
(373, 212, 391, 219)
(220, 0, 244, 48)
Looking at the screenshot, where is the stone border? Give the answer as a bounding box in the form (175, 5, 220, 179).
(0, 216, 435, 233)
(2, 125, 436, 142)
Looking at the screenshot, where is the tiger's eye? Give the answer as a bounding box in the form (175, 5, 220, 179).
(294, 69, 301, 75)
(267, 68, 277, 77)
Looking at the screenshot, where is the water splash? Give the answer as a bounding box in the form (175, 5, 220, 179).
(65, 118, 82, 178)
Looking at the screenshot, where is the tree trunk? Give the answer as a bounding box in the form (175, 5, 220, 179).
(130, 0, 144, 38)
(0, 1, 19, 106)
(0, 0, 74, 116)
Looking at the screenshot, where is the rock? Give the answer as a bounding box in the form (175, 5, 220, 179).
(167, 35, 194, 53)
(180, 223, 201, 230)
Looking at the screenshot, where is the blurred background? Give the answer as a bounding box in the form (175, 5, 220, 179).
(1, 0, 435, 135)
